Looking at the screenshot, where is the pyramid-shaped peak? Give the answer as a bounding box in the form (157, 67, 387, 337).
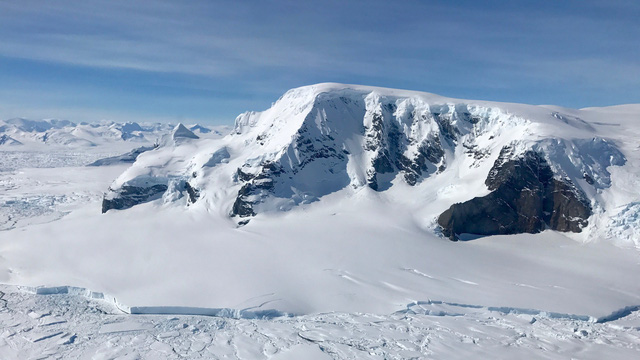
(172, 123, 199, 139)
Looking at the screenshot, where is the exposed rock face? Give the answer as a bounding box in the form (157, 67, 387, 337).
(229, 94, 478, 218)
(102, 177, 202, 212)
(184, 182, 200, 204)
(231, 162, 283, 218)
(102, 184, 168, 213)
(0, 134, 22, 146)
(438, 148, 592, 240)
(360, 97, 453, 191)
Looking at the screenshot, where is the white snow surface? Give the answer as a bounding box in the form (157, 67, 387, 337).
(0, 84, 639, 357)
(2, 284, 639, 359)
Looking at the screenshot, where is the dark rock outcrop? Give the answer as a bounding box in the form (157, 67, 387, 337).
(292, 124, 346, 173)
(0, 134, 22, 146)
(362, 108, 451, 190)
(101, 184, 168, 213)
(230, 162, 282, 218)
(438, 148, 591, 240)
(364, 113, 395, 190)
(399, 135, 445, 186)
(184, 182, 200, 204)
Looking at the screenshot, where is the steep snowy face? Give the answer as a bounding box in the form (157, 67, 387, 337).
(227, 85, 538, 216)
(103, 83, 629, 241)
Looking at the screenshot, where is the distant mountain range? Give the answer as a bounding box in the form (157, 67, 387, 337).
(0, 118, 228, 148)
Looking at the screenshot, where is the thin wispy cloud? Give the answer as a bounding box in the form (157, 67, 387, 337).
(0, 0, 637, 124)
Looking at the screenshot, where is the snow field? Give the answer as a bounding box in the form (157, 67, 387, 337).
(1, 285, 639, 359)
(0, 163, 130, 231)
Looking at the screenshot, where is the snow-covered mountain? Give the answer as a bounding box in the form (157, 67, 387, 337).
(102, 83, 638, 245)
(0, 118, 227, 149)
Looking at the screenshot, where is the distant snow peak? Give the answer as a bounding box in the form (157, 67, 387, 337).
(189, 124, 212, 134)
(116, 122, 144, 140)
(154, 123, 200, 148)
(0, 118, 166, 147)
(4, 117, 75, 132)
(0, 117, 227, 149)
(172, 123, 199, 140)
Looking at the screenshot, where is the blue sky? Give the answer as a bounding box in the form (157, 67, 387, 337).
(0, 0, 638, 125)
